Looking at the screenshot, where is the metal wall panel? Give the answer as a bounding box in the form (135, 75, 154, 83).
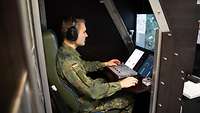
(156, 0, 199, 113)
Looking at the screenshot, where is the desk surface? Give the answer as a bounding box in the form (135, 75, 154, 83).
(105, 68, 151, 94)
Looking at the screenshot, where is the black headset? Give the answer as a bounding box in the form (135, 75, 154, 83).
(64, 17, 78, 41)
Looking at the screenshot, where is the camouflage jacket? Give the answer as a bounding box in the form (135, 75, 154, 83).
(56, 44, 122, 111)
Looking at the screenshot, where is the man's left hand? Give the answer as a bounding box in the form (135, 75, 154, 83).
(104, 59, 121, 67)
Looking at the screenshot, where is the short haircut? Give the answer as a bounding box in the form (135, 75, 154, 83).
(61, 17, 86, 40)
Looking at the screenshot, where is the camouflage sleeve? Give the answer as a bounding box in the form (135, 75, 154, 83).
(81, 60, 106, 72)
(62, 61, 121, 100)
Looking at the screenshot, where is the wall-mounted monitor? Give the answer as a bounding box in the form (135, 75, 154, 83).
(135, 14, 158, 51)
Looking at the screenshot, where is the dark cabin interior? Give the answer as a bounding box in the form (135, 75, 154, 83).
(43, 0, 200, 113)
(43, 0, 153, 113)
(43, 0, 153, 61)
(0, 0, 200, 113)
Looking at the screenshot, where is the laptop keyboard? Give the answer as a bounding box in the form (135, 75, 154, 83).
(108, 64, 137, 79)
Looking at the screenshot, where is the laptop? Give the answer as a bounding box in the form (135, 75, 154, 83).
(108, 49, 144, 79)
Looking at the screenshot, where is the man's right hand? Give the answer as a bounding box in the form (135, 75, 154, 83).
(119, 77, 138, 88)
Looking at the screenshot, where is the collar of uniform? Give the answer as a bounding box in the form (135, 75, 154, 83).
(62, 43, 80, 57)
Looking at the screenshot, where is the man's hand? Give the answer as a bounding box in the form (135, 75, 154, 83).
(104, 59, 121, 67)
(119, 77, 138, 88)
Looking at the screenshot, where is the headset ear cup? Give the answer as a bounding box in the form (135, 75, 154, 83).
(66, 26, 78, 41)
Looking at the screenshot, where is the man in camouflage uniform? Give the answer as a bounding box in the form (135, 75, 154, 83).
(56, 17, 138, 113)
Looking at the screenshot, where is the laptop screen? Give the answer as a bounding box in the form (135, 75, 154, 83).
(125, 49, 144, 69)
(138, 54, 154, 77)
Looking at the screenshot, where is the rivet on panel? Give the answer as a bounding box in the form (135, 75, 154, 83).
(162, 57, 168, 61)
(174, 53, 179, 56)
(178, 97, 182, 101)
(180, 70, 184, 74)
(187, 74, 191, 77)
(161, 81, 165, 85)
(158, 104, 162, 107)
(167, 33, 172, 37)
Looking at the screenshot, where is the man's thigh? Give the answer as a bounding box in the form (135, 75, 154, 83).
(92, 92, 134, 112)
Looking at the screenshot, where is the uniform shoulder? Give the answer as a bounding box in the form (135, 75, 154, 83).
(57, 47, 72, 60)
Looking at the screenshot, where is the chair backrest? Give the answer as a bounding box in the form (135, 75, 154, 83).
(43, 30, 80, 113)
